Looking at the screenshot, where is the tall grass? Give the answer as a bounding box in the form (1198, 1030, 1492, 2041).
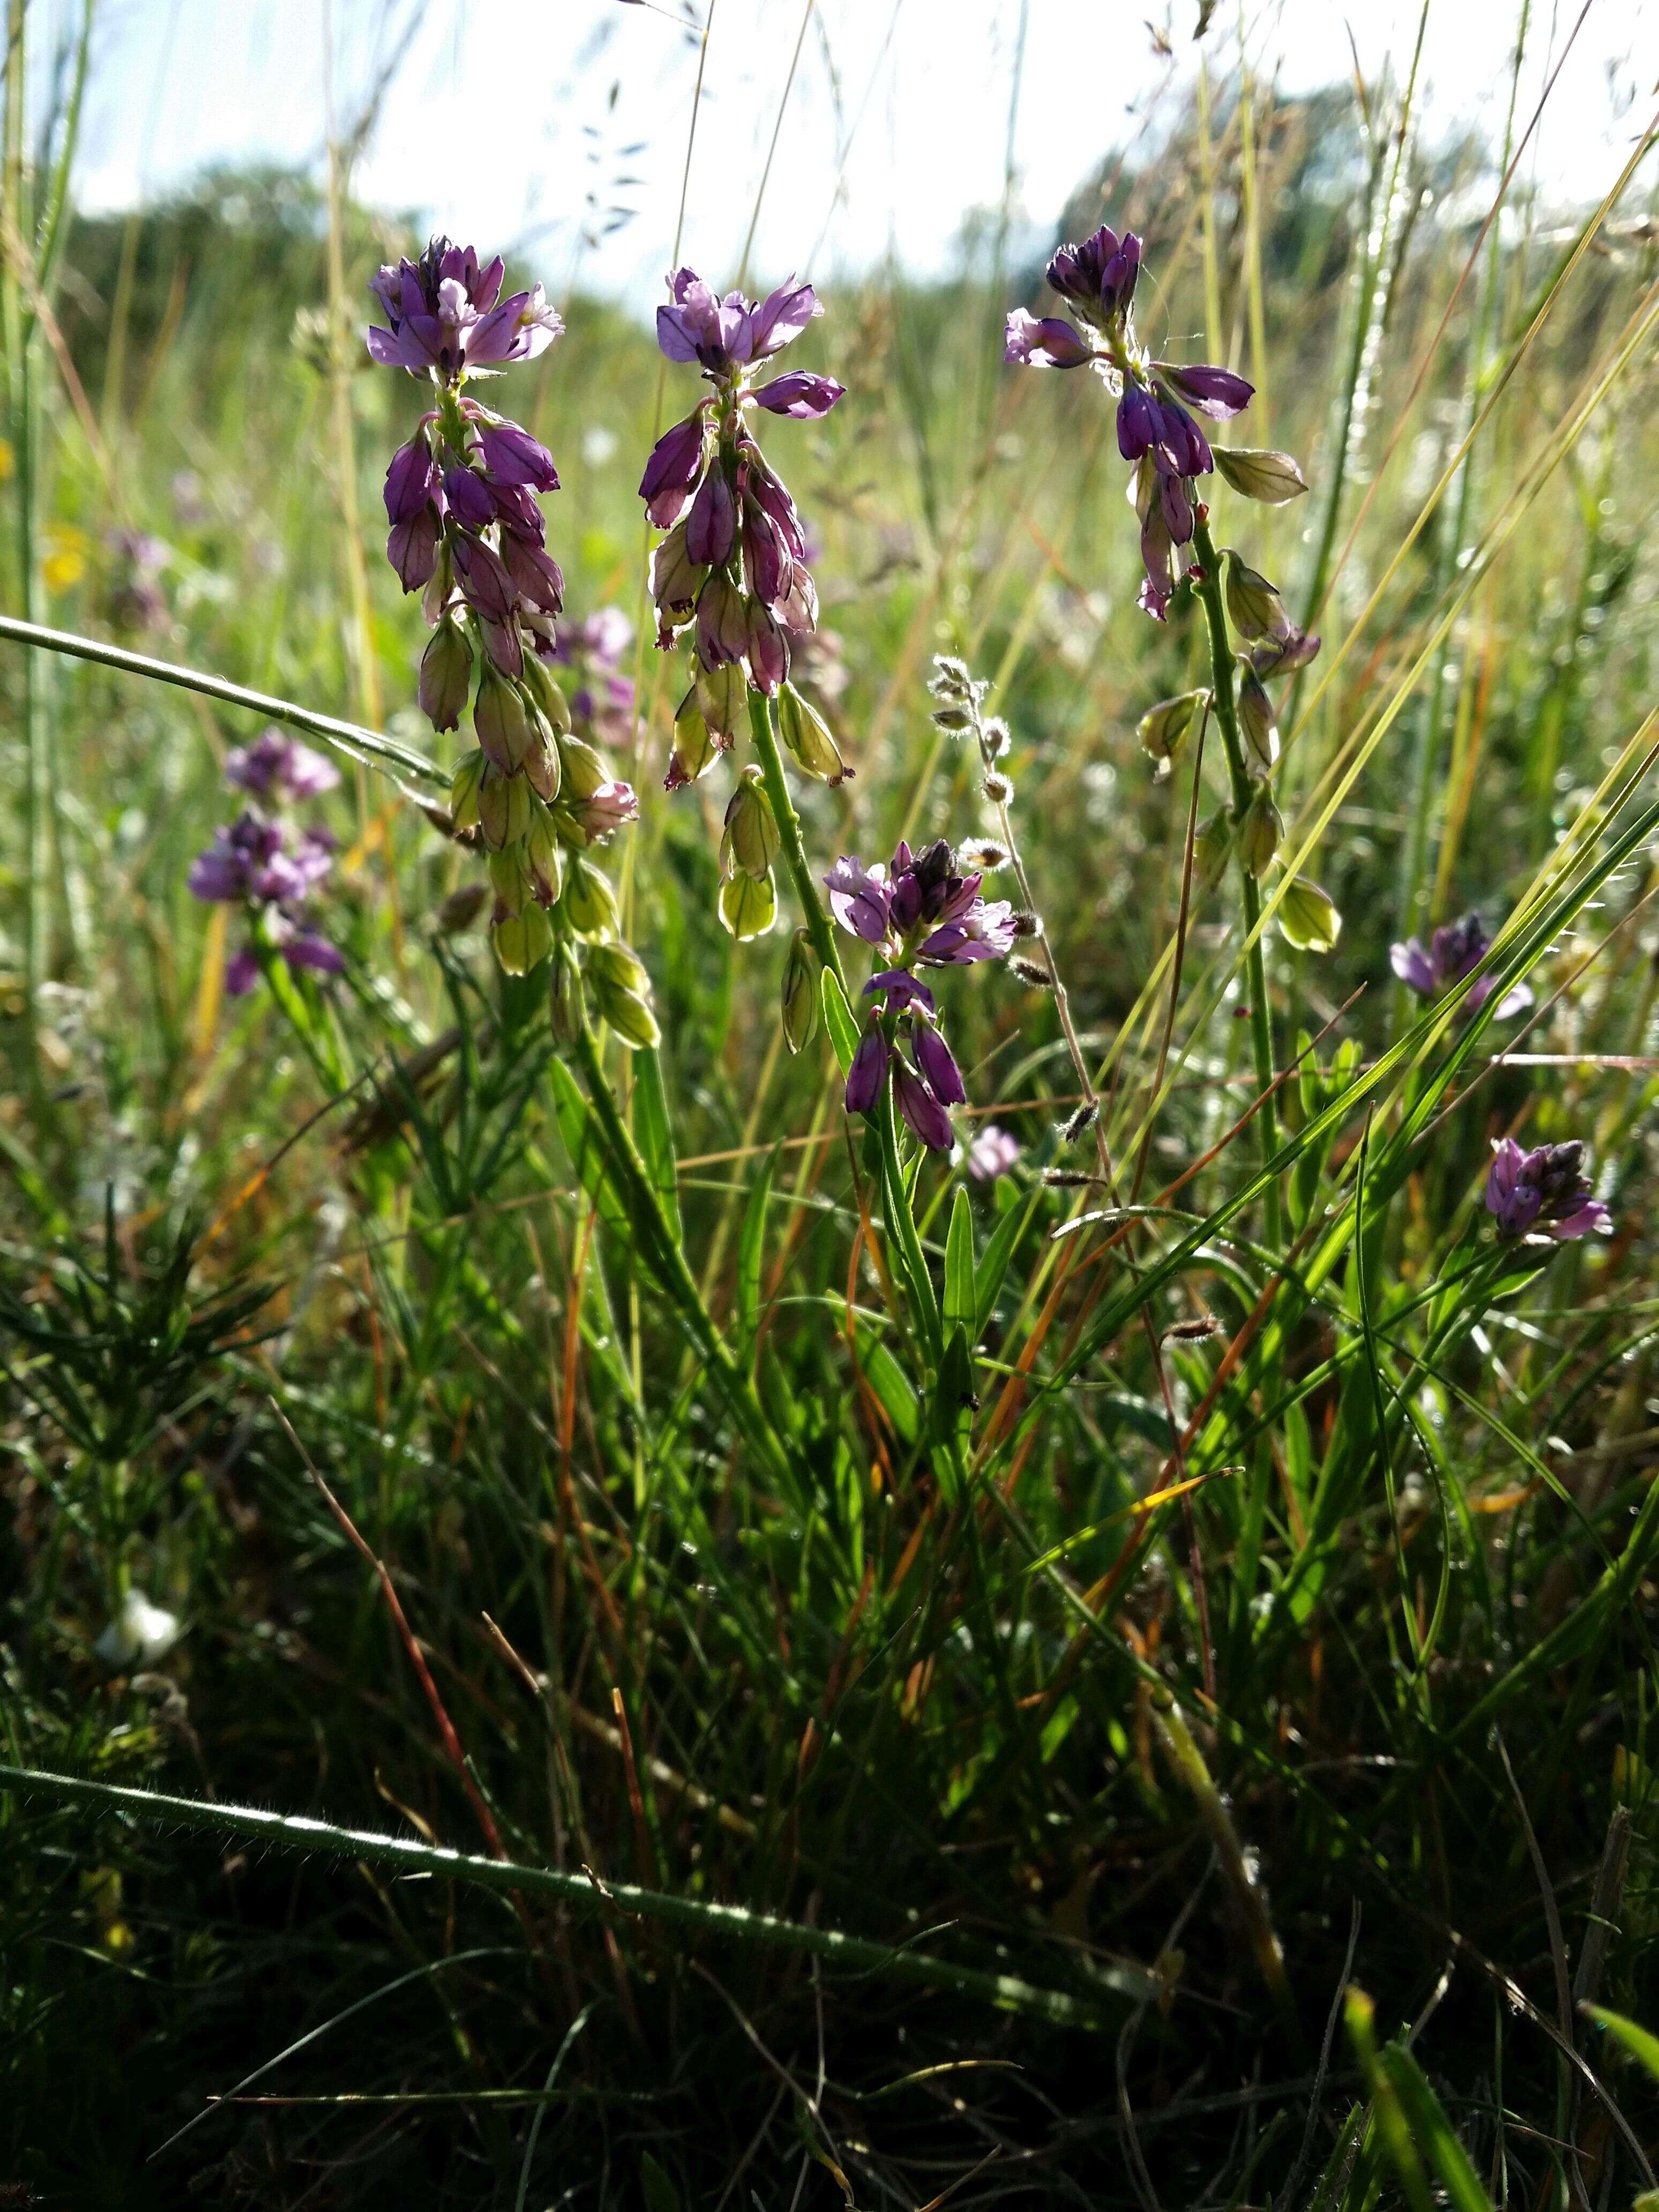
(2, 10, 1658, 2207)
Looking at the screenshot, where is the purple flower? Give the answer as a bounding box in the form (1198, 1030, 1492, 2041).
(863, 967, 935, 1017)
(685, 469, 737, 567)
(451, 531, 518, 625)
(1004, 309, 1092, 369)
(827, 839, 1015, 968)
(473, 417, 559, 491)
(225, 729, 341, 803)
(387, 507, 440, 593)
(845, 1021, 889, 1113)
(912, 1018, 966, 1106)
(385, 436, 440, 524)
(750, 371, 845, 420)
(443, 464, 498, 530)
(747, 278, 820, 358)
(967, 1125, 1020, 1181)
(465, 283, 563, 369)
(893, 1060, 955, 1151)
(569, 781, 639, 841)
(1391, 914, 1533, 1020)
(1045, 225, 1141, 323)
(639, 412, 709, 527)
(1485, 1138, 1611, 1242)
(1155, 361, 1255, 420)
(656, 270, 752, 373)
(190, 811, 341, 996)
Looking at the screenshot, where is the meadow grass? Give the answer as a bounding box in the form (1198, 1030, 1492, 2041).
(2, 10, 1659, 2206)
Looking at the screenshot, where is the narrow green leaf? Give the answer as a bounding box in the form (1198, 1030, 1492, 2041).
(548, 1058, 633, 1249)
(821, 968, 860, 1076)
(737, 1147, 778, 1349)
(632, 1047, 683, 1245)
(1377, 2044, 1493, 2212)
(1585, 2004, 1659, 2083)
(973, 1183, 1042, 1339)
(943, 1186, 976, 1337)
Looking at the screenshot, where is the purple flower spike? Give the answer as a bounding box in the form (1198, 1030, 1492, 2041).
(1004, 309, 1092, 369)
(893, 1061, 954, 1151)
(912, 1019, 966, 1107)
(1485, 1137, 1612, 1242)
(845, 1021, 889, 1114)
(751, 370, 845, 419)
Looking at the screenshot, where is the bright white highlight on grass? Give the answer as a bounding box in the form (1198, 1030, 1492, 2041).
(66, 1, 1657, 311)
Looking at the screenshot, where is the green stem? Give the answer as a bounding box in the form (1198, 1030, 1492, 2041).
(746, 688, 845, 991)
(1192, 519, 1282, 1242)
(572, 1010, 794, 1491)
(873, 1037, 943, 1367)
(0, 1762, 1150, 2023)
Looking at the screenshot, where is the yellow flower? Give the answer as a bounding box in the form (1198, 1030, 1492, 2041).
(43, 521, 89, 593)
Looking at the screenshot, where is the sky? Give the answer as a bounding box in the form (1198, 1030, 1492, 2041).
(44, 0, 1659, 311)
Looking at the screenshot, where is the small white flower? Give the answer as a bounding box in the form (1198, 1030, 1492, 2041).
(95, 1589, 183, 1668)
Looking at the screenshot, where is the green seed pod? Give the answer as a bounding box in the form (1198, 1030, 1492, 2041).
(1276, 876, 1342, 953)
(1138, 688, 1208, 770)
(520, 652, 572, 735)
(1240, 788, 1284, 879)
(718, 866, 778, 941)
(419, 616, 473, 733)
(563, 855, 620, 940)
(487, 842, 535, 917)
(523, 729, 562, 803)
(1236, 666, 1279, 778)
(595, 977, 661, 1050)
(449, 750, 484, 832)
(420, 539, 453, 627)
(1224, 551, 1292, 643)
(781, 927, 820, 1054)
(1194, 807, 1231, 890)
(777, 681, 850, 784)
(475, 662, 533, 772)
(721, 765, 780, 881)
(492, 902, 552, 977)
(697, 657, 748, 741)
(525, 797, 564, 906)
(1211, 447, 1309, 505)
(666, 687, 727, 790)
(477, 763, 532, 850)
(587, 940, 659, 1050)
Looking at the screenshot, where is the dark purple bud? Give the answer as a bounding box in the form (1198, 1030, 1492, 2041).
(474, 416, 559, 490)
(500, 531, 565, 615)
(443, 466, 497, 531)
(1004, 309, 1092, 369)
(478, 617, 525, 679)
(639, 410, 708, 526)
(864, 967, 935, 1016)
(911, 1019, 966, 1107)
(742, 447, 807, 559)
(384, 436, 439, 525)
(387, 509, 439, 593)
(1045, 225, 1118, 312)
(284, 931, 345, 979)
(845, 1021, 889, 1115)
(1154, 398, 1212, 479)
(1486, 1138, 1611, 1242)
(893, 1061, 954, 1151)
(741, 497, 791, 607)
(452, 530, 517, 624)
(685, 469, 737, 568)
(489, 481, 547, 540)
(751, 371, 845, 419)
(1117, 383, 1160, 460)
(1156, 360, 1254, 421)
(1159, 470, 1194, 546)
(225, 946, 261, 996)
(744, 600, 789, 694)
(1100, 233, 1141, 314)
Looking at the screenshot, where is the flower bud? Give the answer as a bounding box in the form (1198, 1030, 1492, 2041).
(477, 763, 532, 850)
(931, 703, 974, 733)
(1224, 551, 1292, 642)
(524, 798, 565, 905)
(449, 750, 484, 831)
(436, 881, 490, 935)
(492, 902, 552, 976)
(777, 681, 850, 784)
(419, 617, 473, 733)
(928, 654, 973, 699)
(1212, 447, 1309, 504)
(1240, 788, 1284, 879)
(744, 599, 789, 694)
(664, 688, 728, 790)
(721, 764, 780, 881)
(589, 940, 660, 1050)
(475, 663, 533, 772)
(719, 866, 778, 941)
(521, 652, 572, 735)
(697, 655, 748, 740)
(563, 854, 620, 939)
(696, 573, 749, 667)
(1276, 876, 1342, 953)
(1138, 687, 1207, 770)
(556, 734, 607, 799)
(488, 842, 535, 917)
(1194, 806, 1231, 889)
(781, 928, 820, 1053)
(1236, 666, 1279, 778)
(548, 933, 582, 1044)
(524, 729, 562, 802)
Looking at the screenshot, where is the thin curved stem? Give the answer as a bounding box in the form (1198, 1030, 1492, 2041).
(746, 687, 845, 991)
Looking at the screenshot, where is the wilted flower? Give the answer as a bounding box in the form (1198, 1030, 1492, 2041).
(1004, 222, 1252, 619)
(225, 727, 342, 803)
(1391, 914, 1533, 1020)
(1485, 1138, 1611, 1242)
(967, 1124, 1020, 1180)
